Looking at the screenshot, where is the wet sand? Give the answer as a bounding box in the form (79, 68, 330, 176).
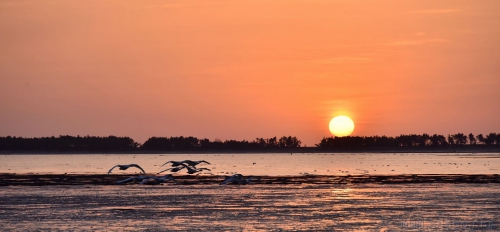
(0, 174, 499, 231)
(1, 173, 500, 186)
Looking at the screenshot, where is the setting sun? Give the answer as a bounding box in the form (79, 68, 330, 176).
(329, 116, 355, 137)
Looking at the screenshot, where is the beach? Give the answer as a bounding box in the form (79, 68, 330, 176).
(0, 174, 499, 231)
(1, 153, 499, 230)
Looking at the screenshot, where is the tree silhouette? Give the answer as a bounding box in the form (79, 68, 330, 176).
(468, 133, 476, 145)
(2, 132, 499, 153)
(476, 134, 485, 145)
(484, 133, 497, 145)
(453, 133, 467, 145)
(278, 136, 301, 148)
(315, 133, 499, 149)
(430, 134, 447, 146)
(0, 135, 138, 152)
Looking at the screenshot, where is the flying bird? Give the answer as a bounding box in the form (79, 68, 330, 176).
(108, 164, 146, 175)
(158, 166, 186, 174)
(158, 163, 210, 174)
(182, 160, 210, 167)
(161, 160, 210, 167)
(181, 163, 211, 174)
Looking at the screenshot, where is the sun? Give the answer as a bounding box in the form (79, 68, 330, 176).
(329, 116, 355, 137)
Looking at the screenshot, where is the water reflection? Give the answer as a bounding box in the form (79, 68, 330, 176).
(0, 184, 497, 231)
(331, 187, 353, 199)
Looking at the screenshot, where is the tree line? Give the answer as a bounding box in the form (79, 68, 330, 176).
(0, 135, 301, 152)
(1, 133, 499, 152)
(142, 136, 301, 151)
(316, 133, 500, 148)
(0, 135, 139, 152)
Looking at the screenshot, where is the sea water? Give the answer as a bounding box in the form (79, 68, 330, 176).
(1, 153, 499, 175)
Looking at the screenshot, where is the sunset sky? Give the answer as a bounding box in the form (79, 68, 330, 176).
(1, 0, 499, 146)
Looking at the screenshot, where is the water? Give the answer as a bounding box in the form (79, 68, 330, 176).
(1, 153, 499, 175)
(1, 153, 499, 230)
(0, 184, 498, 231)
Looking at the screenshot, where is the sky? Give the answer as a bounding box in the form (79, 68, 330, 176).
(1, 0, 499, 146)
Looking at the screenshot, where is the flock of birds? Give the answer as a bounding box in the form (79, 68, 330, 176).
(107, 160, 256, 185)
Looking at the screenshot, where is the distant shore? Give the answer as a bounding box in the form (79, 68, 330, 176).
(1, 146, 500, 154)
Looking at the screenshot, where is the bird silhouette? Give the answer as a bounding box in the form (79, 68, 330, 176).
(158, 166, 186, 174)
(182, 164, 211, 174)
(108, 164, 146, 175)
(220, 174, 258, 185)
(158, 163, 210, 174)
(140, 174, 176, 185)
(160, 160, 210, 168)
(116, 175, 151, 184)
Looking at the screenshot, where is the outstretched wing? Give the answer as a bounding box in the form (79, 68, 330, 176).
(158, 166, 185, 174)
(220, 176, 235, 185)
(160, 161, 174, 167)
(130, 164, 146, 173)
(140, 178, 153, 185)
(200, 160, 211, 164)
(108, 165, 119, 174)
(116, 177, 136, 184)
(158, 167, 173, 174)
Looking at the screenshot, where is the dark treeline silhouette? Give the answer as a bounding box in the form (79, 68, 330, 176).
(316, 133, 500, 148)
(141, 136, 301, 151)
(0, 136, 139, 152)
(1, 133, 499, 152)
(0, 135, 301, 152)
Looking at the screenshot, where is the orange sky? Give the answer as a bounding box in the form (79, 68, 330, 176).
(1, 0, 499, 146)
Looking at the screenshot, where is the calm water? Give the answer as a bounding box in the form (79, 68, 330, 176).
(1, 153, 499, 175)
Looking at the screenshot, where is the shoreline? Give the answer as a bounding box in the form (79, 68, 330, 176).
(2, 146, 500, 154)
(1, 173, 499, 186)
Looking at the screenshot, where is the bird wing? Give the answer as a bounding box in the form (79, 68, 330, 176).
(140, 178, 152, 185)
(160, 161, 174, 167)
(180, 163, 199, 173)
(116, 177, 135, 184)
(220, 177, 232, 185)
(108, 165, 119, 174)
(130, 164, 146, 173)
(158, 168, 170, 174)
(201, 160, 211, 164)
(220, 177, 234, 185)
(158, 167, 184, 174)
(160, 174, 174, 180)
(181, 160, 196, 166)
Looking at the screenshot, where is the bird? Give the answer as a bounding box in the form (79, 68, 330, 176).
(140, 174, 176, 185)
(160, 160, 210, 168)
(116, 175, 151, 184)
(220, 174, 244, 185)
(159, 163, 210, 174)
(158, 166, 186, 174)
(181, 163, 211, 174)
(220, 174, 258, 185)
(183, 160, 210, 167)
(108, 164, 146, 175)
